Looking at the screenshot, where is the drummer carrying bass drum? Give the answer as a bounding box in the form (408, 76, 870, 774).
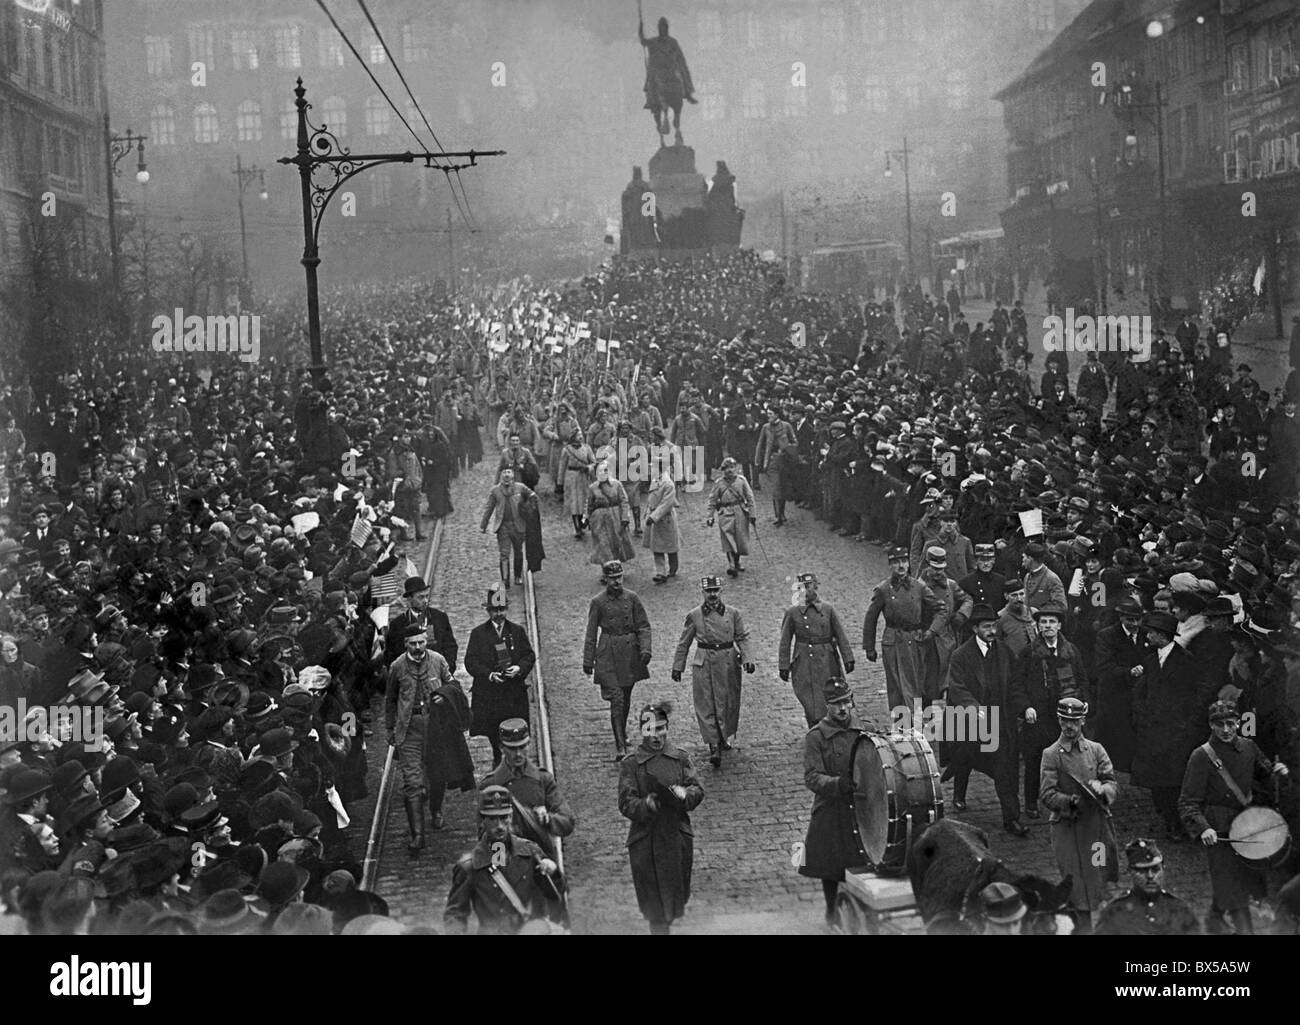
(799, 677, 869, 930)
(1178, 699, 1290, 935)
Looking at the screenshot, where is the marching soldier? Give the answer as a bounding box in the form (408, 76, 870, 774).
(444, 785, 561, 935)
(1040, 697, 1118, 934)
(617, 700, 704, 935)
(1095, 838, 1201, 935)
(670, 576, 755, 767)
(862, 547, 945, 709)
(799, 677, 868, 931)
(479, 718, 576, 855)
(1178, 698, 1290, 935)
(706, 456, 756, 577)
(583, 561, 652, 759)
(779, 572, 854, 728)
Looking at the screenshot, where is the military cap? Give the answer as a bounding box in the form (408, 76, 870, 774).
(1056, 697, 1088, 720)
(602, 560, 624, 577)
(823, 677, 853, 703)
(980, 881, 1026, 924)
(478, 785, 514, 818)
(973, 544, 996, 558)
(499, 718, 530, 748)
(887, 546, 909, 561)
(796, 572, 819, 584)
(1208, 699, 1239, 723)
(701, 576, 722, 590)
(925, 546, 948, 568)
(1126, 838, 1163, 869)
(179, 801, 225, 833)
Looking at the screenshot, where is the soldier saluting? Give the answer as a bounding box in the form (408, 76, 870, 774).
(671, 576, 755, 768)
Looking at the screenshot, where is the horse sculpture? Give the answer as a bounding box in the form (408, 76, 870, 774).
(906, 819, 1077, 935)
(639, 15, 696, 145)
(647, 64, 685, 143)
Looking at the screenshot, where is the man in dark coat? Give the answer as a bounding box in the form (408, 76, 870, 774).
(1093, 597, 1146, 773)
(583, 560, 651, 759)
(617, 700, 704, 935)
(798, 677, 868, 930)
(385, 575, 458, 670)
(465, 585, 536, 766)
(943, 604, 1027, 836)
(1008, 603, 1089, 816)
(479, 719, 575, 860)
(1132, 611, 1216, 840)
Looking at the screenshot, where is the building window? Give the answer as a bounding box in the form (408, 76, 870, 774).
(829, 74, 847, 115)
(274, 25, 301, 69)
(319, 27, 345, 67)
(458, 94, 473, 125)
(864, 76, 887, 113)
(188, 27, 215, 71)
(1226, 44, 1248, 92)
(145, 35, 172, 78)
(701, 82, 725, 121)
(946, 68, 969, 110)
(194, 103, 220, 144)
(365, 96, 391, 136)
(401, 23, 428, 62)
(861, 1, 886, 44)
(741, 10, 765, 48)
(370, 170, 391, 208)
(231, 29, 260, 71)
(280, 99, 297, 140)
(742, 79, 765, 119)
(236, 100, 263, 142)
(821, 5, 845, 45)
(150, 104, 176, 146)
(362, 27, 386, 64)
(322, 95, 347, 136)
(698, 10, 722, 50)
(784, 83, 808, 117)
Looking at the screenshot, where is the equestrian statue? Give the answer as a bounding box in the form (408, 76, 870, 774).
(639, 13, 697, 145)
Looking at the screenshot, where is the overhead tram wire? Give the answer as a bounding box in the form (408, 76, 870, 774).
(353, 0, 478, 231)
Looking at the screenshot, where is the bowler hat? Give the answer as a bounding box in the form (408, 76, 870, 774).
(1141, 611, 1179, 637)
(256, 860, 310, 906)
(980, 881, 1026, 925)
(969, 604, 998, 625)
(2, 768, 52, 806)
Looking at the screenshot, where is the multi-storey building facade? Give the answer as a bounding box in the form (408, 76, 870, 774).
(104, 0, 1088, 291)
(0, 0, 111, 368)
(996, 0, 1298, 322)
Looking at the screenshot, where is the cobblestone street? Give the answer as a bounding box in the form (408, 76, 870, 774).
(352, 443, 1229, 934)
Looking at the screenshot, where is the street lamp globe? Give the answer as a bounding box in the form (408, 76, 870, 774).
(1146, 19, 1164, 38)
(136, 168, 150, 185)
(258, 188, 269, 202)
(1125, 130, 1139, 148)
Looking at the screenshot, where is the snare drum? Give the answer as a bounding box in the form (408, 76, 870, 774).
(1229, 806, 1292, 867)
(852, 730, 944, 875)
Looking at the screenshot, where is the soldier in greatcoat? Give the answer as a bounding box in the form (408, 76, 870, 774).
(778, 572, 854, 728)
(1095, 838, 1201, 935)
(706, 457, 755, 577)
(798, 677, 868, 931)
(671, 576, 755, 767)
(642, 453, 681, 583)
(583, 561, 652, 759)
(862, 547, 945, 709)
(617, 701, 704, 935)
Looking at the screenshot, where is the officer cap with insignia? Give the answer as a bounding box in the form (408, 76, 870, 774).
(700, 576, 722, 591)
(1056, 696, 1088, 720)
(823, 677, 853, 703)
(478, 785, 514, 818)
(1208, 698, 1239, 723)
(796, 572, 818, 585)
(499, 718, 530, 748)
(1126, 837, 1163, 869)
(887, 546, 909, 562)
(602, 559, 624, 578)
(974, 543, 996, 558)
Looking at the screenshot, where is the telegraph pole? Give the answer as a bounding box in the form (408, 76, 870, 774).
(278, 78, 503, 385)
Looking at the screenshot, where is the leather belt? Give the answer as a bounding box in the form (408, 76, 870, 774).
(410, 705, 425, 716)
(603, 630, 635, 637)
(800, 638, 834, 645)
(697, 641, 733, 651)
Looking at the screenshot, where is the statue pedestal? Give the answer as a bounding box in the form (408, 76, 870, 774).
(621, 143, 744, 258)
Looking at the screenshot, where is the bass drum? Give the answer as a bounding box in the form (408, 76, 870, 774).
(852, 730, 944, 876)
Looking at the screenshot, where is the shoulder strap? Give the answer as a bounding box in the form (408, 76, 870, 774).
(1198, 742, 1252, 808)
(487, 863, 531, 918)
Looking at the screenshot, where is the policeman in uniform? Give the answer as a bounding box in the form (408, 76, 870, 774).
(1095, 838, 1201, 935)
(671, 576, 756, 767)
(778, 572, 854, 728)
(479, 718, 576, 856)
(798, 677, 868, 930)
(444, 785, 561, 935)
(956, 543, 1006, 637)
(583, 560, 652, 759)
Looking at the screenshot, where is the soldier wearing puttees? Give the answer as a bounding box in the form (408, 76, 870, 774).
(583, 561, 652, 759)
(1095, 838, 1201, 935)
(862, 547, 944, 709)
(444, 785, 560, 935)
(779, 573, 854, 728)
(799, 677, 868, 930)
(671, 576, 755, 767)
